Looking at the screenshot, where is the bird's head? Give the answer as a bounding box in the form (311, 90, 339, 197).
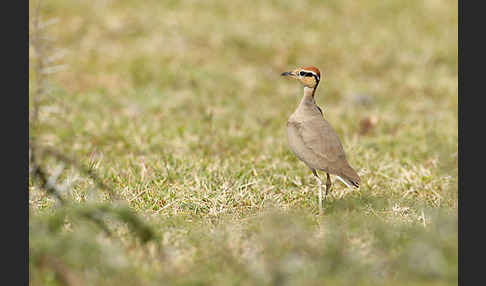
(281, 66, 321, 89)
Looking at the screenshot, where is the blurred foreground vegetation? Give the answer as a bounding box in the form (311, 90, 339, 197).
(29, 0, 458, 285)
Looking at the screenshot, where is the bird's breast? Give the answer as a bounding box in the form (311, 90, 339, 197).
(287, 120, 312, 166)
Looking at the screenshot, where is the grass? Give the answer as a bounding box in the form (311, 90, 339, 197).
(29, 0, 458, 285)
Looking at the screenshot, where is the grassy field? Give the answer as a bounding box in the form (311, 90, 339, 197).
(29, 0, 458, 285)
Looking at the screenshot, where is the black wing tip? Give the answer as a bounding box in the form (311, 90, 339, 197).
(351, 177, 361, 188)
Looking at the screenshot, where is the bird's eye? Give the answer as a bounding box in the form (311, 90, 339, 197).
(299, 71, 306, 76)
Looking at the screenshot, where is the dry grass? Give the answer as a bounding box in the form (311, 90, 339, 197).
(29, 0, 457, 285)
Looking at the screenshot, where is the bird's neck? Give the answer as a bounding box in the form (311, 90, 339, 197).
(299, 86, 317, 107)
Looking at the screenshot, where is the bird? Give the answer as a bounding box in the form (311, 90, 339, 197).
(281, 66, 360, 214)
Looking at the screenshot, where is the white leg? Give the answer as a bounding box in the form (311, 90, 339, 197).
(312, 170, 323, 215)
(317, 175, 323, 215)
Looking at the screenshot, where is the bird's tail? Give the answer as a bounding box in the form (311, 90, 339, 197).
(337, 165, 360, 189)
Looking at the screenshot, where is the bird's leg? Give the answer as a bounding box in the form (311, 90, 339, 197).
(312, 170, 323, 215)
(325, 173, 332, 200)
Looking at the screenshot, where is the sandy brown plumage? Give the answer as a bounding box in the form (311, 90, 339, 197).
(281, 66, 360, 212)
(287, 102, 360, 187)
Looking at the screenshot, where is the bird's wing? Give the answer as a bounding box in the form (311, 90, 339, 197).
(293, 114, 360, 186)
(297, 116, 347, 165)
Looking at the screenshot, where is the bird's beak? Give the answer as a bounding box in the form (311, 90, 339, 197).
(281, 71, 295, 77)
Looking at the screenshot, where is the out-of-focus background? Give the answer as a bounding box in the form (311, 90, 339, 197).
(29, 0, 458, 285)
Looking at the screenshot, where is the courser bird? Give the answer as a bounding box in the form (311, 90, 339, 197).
(281, 66, 360, 214)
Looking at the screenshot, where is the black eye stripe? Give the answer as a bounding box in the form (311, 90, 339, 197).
(299, 71, 319, 82)
(298, 70, 321, 86)
(299, 71, 314, 77)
